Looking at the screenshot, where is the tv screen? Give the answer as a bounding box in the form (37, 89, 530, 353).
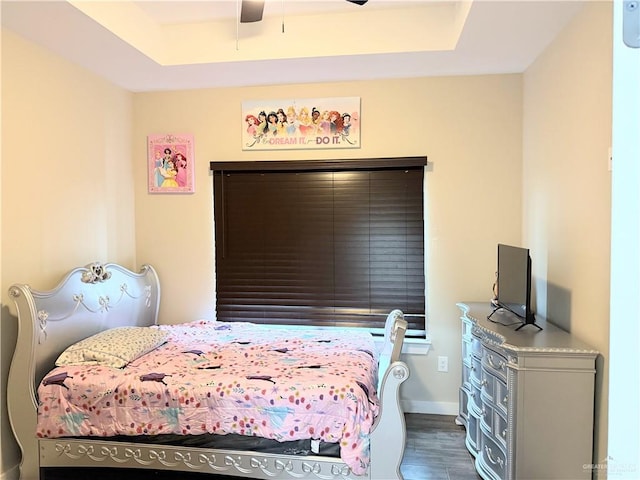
(494, 243, 540, 330)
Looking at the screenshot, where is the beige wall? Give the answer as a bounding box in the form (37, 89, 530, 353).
(0, 2, 613, 477)
(133, 74, 523, 414)
(0, 30, 137, 287)
(1, 29, 136, 478)
(523, 1, 612, 464)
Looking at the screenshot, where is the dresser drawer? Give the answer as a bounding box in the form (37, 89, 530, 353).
(465, 408, 481, 456)
(468, 378, 482, 413)
(459, 385, 470, 425)
(479, 400, 493, 434)
(462, 361, 471, 389)
(479, 430, 508, 480)
(495, 377, 509, 415)
(494, 409, 508, 449)
(462, 337, 472, 362)
(470, 354, 482, 385)
(479, 397, 508, 447)
(480, 365, 496, 404)
(482, 347, 508, 382)
(471, 331, 483, 359)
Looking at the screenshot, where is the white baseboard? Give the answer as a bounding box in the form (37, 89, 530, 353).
(401, 399, 459, 416)
(0, 464, 19, 480)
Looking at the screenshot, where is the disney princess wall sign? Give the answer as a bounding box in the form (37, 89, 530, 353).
(241, 97, 361, 151)
(147, 134, 195, 193)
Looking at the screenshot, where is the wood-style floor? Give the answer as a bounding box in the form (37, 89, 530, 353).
(43, 413, 481, 480)
(402, 413, 481, 480)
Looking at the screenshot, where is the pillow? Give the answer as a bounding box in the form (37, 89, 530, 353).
(55, 326, 168, 368)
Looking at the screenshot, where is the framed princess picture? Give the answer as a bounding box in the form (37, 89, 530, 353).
(241, 97, 361, 151)
(147, 133, 195, 193)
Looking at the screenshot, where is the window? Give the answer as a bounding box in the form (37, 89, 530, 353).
(210, 157, 427, 336)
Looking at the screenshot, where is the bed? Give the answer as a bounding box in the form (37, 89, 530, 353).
(6, 263, 410, 480)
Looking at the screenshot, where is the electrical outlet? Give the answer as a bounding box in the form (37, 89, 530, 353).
(437, 356, 449, 372)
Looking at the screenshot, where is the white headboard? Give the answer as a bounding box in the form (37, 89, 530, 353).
(6, 262, 160, 459)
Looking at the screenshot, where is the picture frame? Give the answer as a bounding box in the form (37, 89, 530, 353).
(147, 133, 195, 193)
(241, 97, 361, 151)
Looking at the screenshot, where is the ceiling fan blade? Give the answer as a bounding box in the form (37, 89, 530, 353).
(240, 0, 265, 23)
(346, 0, 368, 5)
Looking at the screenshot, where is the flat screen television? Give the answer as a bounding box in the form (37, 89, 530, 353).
(490, 243, 541, 331)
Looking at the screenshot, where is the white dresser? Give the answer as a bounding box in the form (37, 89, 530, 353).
(456, 302, 599, 480)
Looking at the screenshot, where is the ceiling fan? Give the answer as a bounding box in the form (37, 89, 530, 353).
(240, 0, 368, 23)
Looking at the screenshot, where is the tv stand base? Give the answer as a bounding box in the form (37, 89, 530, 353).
(515, 320, 543, 331)
(487, 306, 543, 331)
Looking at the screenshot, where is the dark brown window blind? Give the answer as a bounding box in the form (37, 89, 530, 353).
(211, 157, 427, 335)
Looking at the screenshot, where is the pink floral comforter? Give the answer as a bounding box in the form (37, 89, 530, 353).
(36, 321, 380, 474)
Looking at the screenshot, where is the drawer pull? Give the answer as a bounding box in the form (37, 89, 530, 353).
(487, 354, 506, 370)
(502, 429, 507, 438)
(481, 379, 488, 387)
(485, 446, 505, 467)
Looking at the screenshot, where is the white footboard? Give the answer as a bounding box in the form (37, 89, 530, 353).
(370, 309, 410, 480)
(370, 361, 410, 480)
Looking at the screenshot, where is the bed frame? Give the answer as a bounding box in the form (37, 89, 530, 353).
(7, 262, 410, 480)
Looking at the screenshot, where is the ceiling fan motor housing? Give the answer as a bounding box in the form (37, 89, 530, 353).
(240, 0, 265, 23)
(240, 0, 368, 23)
